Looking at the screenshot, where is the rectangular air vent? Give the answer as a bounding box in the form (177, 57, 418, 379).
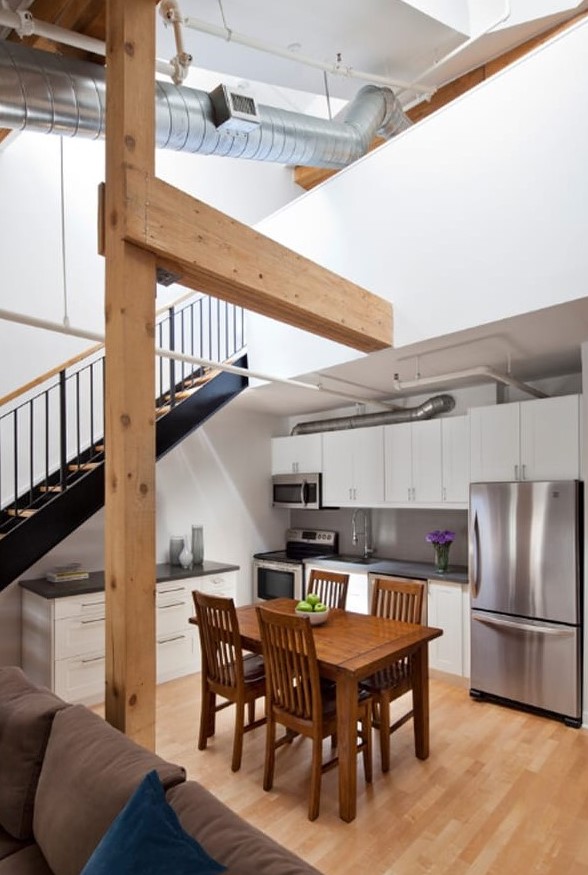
(209, 83, 260, 134)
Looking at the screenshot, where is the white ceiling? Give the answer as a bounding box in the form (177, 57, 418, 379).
(167, 1, 588, 416)
(233, 298, 588, 416)
(156, 0, 588, 106)
(157, 1, 587, 415)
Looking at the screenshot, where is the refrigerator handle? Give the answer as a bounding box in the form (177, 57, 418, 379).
(472, 614, 574, 636)
(469, 509, 480, 598)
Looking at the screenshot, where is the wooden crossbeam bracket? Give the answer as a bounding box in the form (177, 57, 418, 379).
(120, 165, 393, 353)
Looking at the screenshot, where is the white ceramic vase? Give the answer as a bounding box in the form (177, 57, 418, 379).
(178, 541, 193, 569)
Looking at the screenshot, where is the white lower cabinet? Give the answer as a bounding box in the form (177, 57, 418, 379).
(21, 571, 237, 704)
(346, 572, 370, 615)
(427, 580, 470, 678)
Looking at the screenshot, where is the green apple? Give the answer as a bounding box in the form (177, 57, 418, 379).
(296, 601, 312, 612)
(314, 603, 327, 612)
(306, 593, 320, 607)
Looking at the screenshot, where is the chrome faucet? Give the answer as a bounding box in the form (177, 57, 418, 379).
(351, 508, 373, 559)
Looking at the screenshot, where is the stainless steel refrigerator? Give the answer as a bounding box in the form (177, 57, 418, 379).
(469, 480, 582, 726)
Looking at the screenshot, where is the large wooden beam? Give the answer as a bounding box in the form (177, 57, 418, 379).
(123, 167, 392, 353)
(104, 0, 157, 747)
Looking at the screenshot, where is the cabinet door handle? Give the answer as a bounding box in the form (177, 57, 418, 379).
(81, 655, 105, 664)
(408, 487, 411, 501)
(158, 601, 186, 609)
(81, 617, 105, 625)
(514, 464, 519, 480)
(81, 601, 104, 609)
(158, 634, 186, 645)
(158, 586, 184, 594)
(521, 464, 527, 480)
(443, 487, 447, 501)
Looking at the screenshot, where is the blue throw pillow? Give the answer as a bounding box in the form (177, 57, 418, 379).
(80, 770, 226, 875)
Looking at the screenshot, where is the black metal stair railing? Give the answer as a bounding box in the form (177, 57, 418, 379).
(0, 293, 246, 545)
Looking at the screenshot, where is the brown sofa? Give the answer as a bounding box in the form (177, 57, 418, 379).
(0, 667, 322, 875)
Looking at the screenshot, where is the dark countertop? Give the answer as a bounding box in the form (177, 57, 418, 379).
(305, 556, 468, 585)
(19, 561, 240, 599)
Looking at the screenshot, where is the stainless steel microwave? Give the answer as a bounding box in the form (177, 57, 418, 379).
(271, 472, 322, 509)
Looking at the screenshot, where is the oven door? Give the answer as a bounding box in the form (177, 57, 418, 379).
(253, 559, 303, 602)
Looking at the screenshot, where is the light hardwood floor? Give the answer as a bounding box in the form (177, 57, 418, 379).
(144, 674, 588, 874)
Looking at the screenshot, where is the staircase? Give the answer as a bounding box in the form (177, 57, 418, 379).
(0, 294, 247, 591)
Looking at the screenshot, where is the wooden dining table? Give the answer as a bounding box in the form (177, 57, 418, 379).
(231, 598, 443, 823)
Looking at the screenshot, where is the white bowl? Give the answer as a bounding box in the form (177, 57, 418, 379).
(295, 607, 330, 626)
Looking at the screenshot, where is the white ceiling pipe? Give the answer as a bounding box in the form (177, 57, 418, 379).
(159, 0, 192, 84)
(0, 308, 396, 409)
(393, 365, 547, 399)
(182, 14, 432, 96)
(398, 0, 511, 99)
(0, 9, 176, 79)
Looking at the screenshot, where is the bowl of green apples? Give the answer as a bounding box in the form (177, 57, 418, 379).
(295, 593, 330, 625)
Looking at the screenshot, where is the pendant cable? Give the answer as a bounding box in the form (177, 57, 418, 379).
(59, 137, 70, 328)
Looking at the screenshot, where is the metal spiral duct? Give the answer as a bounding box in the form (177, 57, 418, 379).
(0, 41, 412, 168)
(290, 394, 456, 435)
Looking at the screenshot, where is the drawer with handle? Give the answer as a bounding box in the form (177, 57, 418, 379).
(54, 614, 105, 660)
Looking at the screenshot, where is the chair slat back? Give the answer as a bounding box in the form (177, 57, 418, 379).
(256, 607, 321, 722)
(370, 577, 425, 624)
(305, 569, 350, 609)
(193, 591, 243, 688)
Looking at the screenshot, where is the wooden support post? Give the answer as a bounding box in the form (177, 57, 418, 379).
(104, 0, 157, 747)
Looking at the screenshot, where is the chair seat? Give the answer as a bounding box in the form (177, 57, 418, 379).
(320, 684, 371, 720)
(361, 658, 411, 693)
(243, 653, 265, 683)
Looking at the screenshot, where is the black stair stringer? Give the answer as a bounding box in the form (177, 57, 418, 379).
(156, 354, 248, 458)
(0, 465, 105, 592)
(0, 355, 248, 591)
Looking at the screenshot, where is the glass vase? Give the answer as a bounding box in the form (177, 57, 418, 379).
(191, 525, 204, 566)
(434, 544, 450, 573)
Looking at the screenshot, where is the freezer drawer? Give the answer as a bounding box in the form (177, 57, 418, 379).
(471, 610, 581, 720)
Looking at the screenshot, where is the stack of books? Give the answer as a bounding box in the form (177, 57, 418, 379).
(45, 563, 89, 583)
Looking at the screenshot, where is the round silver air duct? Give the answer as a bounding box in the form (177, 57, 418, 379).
(290, 394, 456, 435)
(0, 42, 412, 169)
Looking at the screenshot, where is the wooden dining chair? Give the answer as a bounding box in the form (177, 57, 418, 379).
(305, 569, 349, 609)
(361, 577, 425, 773)
(256, 605, 372, 821)
(193, 590, 266, 772)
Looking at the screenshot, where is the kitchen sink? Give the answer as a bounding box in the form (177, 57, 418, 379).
(332, 555, 381, 566)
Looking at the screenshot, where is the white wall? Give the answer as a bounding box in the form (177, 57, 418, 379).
(0, 125, 303, 396)
(19, 404, 285, 605)
(248, 17, 588, 379)
(0, 100, 304, 664)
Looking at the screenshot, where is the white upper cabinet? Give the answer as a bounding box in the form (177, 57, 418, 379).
(383, 416, 469, 506)
(322, 427, 384, 506)
(384, 420, 442, 504)
(271, 433, 322, 474)
(519, 395, 580, 480)
(470, 394, 580, 482)
(441, 415, 470, 503)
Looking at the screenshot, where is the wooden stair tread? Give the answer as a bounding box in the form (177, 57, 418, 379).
(169, 389, 196, 400)
(40, 485, 64, 493)
(183, 369, 217, 387)
(68, 463, 100, 472)
(7, 508, 37, 517)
